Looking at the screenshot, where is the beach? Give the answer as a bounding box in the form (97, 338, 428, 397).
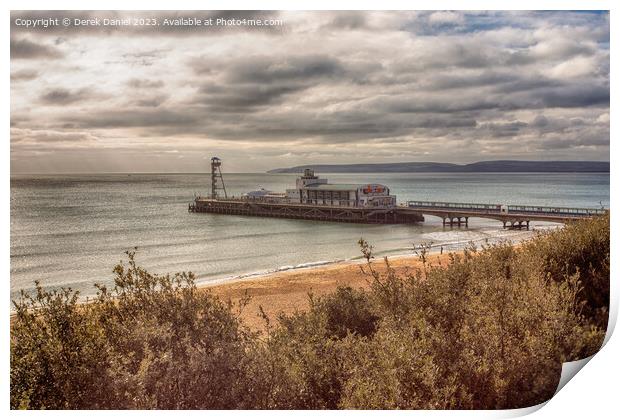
(203, 251, 453, 331)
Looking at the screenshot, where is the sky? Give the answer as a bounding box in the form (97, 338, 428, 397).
(10, 10, 610, 173)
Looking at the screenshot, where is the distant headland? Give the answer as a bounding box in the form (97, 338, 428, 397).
(268, 160, 610, 174)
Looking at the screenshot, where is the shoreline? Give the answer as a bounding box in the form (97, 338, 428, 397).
(202, 251, 447, 331)
(194, 223, 553, 290)
(198, 225, 563, 331)
(9, 224, 553, 310)
(201, 234, 536, 331)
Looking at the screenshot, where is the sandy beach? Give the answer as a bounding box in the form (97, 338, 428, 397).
(198, 226, 559, 329)
(203, 251, 454, 331)
(201, 228, 548, 331)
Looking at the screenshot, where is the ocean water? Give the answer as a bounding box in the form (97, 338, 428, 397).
(10, 172, 609, 302)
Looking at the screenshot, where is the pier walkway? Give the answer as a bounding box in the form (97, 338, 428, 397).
(189, 197, 606, 229)
(406, 201, 607, 229)
(190, 197, 424, 224)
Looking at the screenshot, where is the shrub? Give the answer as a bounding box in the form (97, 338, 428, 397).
(316, 286, 379, 339)
(523, 212, 610, 330)
(10, 283, 116, 409)
(11, 250, 260, 409)
(11, 215, 609, 409)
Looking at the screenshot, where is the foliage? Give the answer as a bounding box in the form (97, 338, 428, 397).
(11, 215, 609, 409)
(523, 212, 610, 330)
(11, 250, 258, 409)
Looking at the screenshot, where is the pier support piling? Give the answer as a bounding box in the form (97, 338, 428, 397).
(442, 216, 471, 228)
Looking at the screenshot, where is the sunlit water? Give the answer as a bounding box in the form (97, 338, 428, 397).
(10, 172, 609, 302)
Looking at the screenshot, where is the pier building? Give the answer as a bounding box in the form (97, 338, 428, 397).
(189, 157, 606, 228)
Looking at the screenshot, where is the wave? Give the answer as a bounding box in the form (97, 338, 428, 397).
(14, 223, 562, 306)
(195, 258, 350, 288)
(195, 226, 554, 289)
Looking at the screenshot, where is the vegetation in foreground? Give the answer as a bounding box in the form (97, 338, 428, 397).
(11, 214, 609, 409)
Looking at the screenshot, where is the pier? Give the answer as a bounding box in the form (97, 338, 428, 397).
(406, 201, 606, 229)
(188, 157, 607, 229)
(189, 198, 425, 224)
(190, 198, 606, 228)
(188, 158, 424, 224)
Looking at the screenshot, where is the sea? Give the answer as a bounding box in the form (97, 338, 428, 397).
(10, 172, 610, 303)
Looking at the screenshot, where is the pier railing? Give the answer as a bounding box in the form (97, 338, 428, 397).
(195, 195, 394, 209)
(406, 201, 501, 212)
(406, 201, 607, 217)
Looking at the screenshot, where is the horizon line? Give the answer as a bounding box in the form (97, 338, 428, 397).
(10, 159, 611, 176)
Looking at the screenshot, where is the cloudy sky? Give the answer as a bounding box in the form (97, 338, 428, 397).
(10, 10, 609, 173)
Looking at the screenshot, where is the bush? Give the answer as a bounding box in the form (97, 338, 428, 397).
(11, 250, 260, 409)
(523, 212, 610, 330)
(11, 215, 609, 409)
(10, 284, 116, 409)
(317, 286, 379, 339)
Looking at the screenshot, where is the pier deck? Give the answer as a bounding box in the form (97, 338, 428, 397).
(406, 201, 606, 229)
(189, 197, 606, 229)
(189, 198, 424, 224)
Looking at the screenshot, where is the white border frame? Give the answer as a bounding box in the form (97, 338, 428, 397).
(3, 2, 616, 419)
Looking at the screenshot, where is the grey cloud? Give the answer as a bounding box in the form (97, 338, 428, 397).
(11, 69, 39, 81)
(39, 88, 94, 105)
(196, 83, 303, 110)
(489, 83, 609, 111)
(426, 71, 517, 90)
(531, 115, 549, 127)
(132, 94, 169, 107)
(10, 38, 63, 59)
(391, 44, 496, 72)
(190, 54, 344, 82)
(189, 54, 346, 111)
(539, 132, 610, 150)
(492, 77, 564, 95)
(478, 121, 528, 137)
(46, 98, 480, 143)
(68, 109, 199, 128)
(225, 55, 344, 84)
(240, 113, 477, 142)
(127, 78, 165, 89)
(529, 115, 602, 136)
(371, 80, 609, 115)
(10, 11, 610, 172)
(537, 85, 609, 108)
(370, 95, 499, 114)
(323, 12, 368, 30)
